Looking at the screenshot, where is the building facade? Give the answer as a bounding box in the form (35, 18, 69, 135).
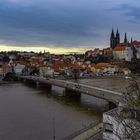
(113, 43, 133, 61)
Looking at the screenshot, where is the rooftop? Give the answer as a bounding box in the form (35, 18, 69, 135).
(104, 108, 119, 117)
(104, 107, 140, 121)
(113, 43, 126, 51)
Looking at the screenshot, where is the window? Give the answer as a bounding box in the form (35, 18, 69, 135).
(104, 123, 113, 133)
(131, 110, 140, 121)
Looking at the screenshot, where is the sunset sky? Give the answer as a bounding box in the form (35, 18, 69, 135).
(0, 0, 140, 53)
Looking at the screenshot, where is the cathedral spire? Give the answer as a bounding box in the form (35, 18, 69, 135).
(110, 28, 116, 49)
(116, 28, 119, 36)
(111, 28, 115, 38)
(124, 32, 127, 44)
(116, 28, 120, 45)
(131, 37, 133, 44)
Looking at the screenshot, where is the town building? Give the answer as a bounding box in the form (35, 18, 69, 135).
(113, 43, 133, 61)
(131, 40, 140, 59)
(14, 63, 25, 74)
(110, 29, 140, 61)
(0, 62, 4, 76)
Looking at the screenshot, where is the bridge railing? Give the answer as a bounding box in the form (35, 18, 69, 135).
(17, 76, 123, 103)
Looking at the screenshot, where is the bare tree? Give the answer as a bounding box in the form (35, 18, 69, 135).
(104, 78, 140, 140)
(123, 78, 140, 108)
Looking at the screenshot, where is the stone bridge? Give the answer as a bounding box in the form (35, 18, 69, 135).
(17, 76, 124, 109)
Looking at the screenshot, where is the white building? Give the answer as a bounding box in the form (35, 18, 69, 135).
(135, 46, 140, 59)
(39, 66, 54, 77)
(14, 63, 25, 74)
(113, 43, 133, 61)
(103, 107, 140, 140)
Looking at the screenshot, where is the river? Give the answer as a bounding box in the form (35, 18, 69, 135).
(0, 76, 139, 140)
(0, 82, 102, 140)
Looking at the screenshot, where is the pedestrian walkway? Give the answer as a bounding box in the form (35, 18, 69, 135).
(87, 131, 103, 140)
(71, 123, 103, 140)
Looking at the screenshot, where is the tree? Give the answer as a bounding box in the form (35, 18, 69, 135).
(125, 59, 140, 73)
(123, 79, 140, 108)
(104, 78, 140, 140)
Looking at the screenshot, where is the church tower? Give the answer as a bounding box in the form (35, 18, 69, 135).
(115, 29, 120, 45)
(110, 29, 116, 49)
(131, 37, 133, 44)
(124, 32, 128, 44)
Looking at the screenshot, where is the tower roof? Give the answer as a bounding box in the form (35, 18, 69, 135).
(111, 28, 115, 37)
(131, 37, 133, 44)
(124, 32, 127, 43)
(116, 29, 119, 36)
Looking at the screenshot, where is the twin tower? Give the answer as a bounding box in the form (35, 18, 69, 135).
(110, 29, 128, 49)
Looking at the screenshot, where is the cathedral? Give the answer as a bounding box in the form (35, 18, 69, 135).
(110, 29, 128, 49)
(110, 28, 140, 61)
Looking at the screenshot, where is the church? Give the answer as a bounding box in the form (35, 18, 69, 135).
(110, 29, 129, 49)
(110, 29, 140, 61)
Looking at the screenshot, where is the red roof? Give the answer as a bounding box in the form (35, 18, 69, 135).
(95, 63, 109, 69)
(113, 43, 126, 51)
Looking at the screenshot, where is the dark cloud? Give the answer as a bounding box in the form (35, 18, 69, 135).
(0, 0, 140, 49)
(109, 4, 140, 23)
(0, 0, 104, 47)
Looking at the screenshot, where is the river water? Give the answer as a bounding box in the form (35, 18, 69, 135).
(0, 82, 102, 140)
(0, 77, 139, 140)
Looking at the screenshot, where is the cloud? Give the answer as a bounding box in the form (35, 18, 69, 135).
(109, 3, 140, 23)
(0, 0, 140, 51)
(0, 0, 107, 47)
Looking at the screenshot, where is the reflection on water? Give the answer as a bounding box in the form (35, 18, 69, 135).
(0, 82, 101, 140)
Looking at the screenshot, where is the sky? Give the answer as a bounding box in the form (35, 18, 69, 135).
(0, 0, 140, 53)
